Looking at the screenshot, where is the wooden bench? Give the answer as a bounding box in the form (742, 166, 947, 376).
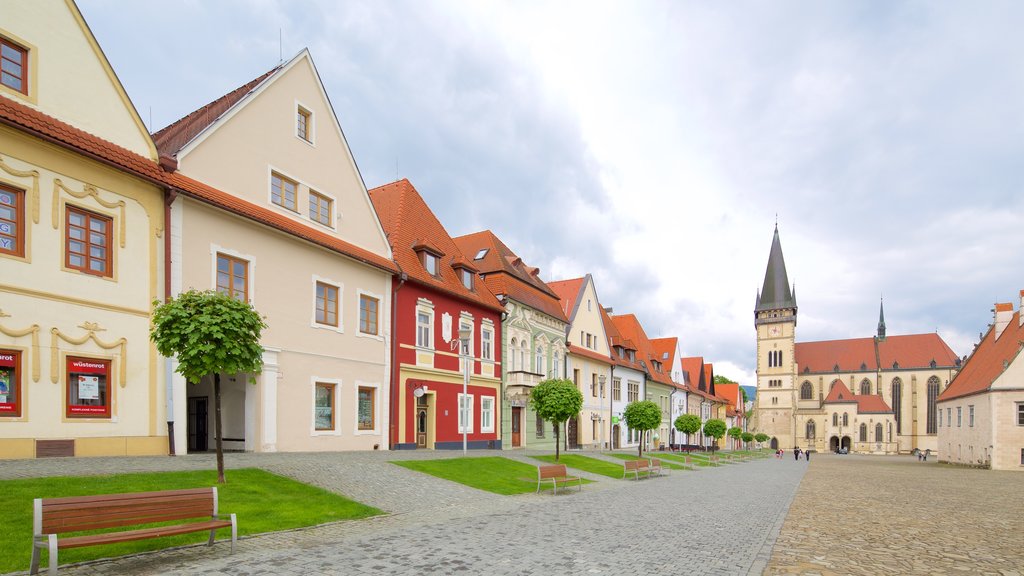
(709, 454, 721, 467)
(623, 459, 652, 480)
(680, 455, 696, 470)
(536, 464, 582, 495)
(31, 487, 236, 575)
(648, 458, 667, 476)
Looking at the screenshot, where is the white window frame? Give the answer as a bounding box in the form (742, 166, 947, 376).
(957, 406, 962, 427)
(480, 396, 495, 433)
(310, 275, 344, 333)
(459, 312, 474, 373)
(353, 381, 380, 435)
(310, 377, 342, 436)
(415, 300, 434, 350)
(480, 321, 494, 361)
(210, 244, 256, 306)
(356, 288, 385, 341)
(458, 393, 475, 433)
(295, 99, 316, 146)
(535, 341, 544, 374)
(968, 405, 974, 427)
(1017, 403, 1024, 426)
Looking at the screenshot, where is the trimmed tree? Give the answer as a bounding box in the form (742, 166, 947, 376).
(703, 418, 727, 452)
(151, 289, 267, 483)
(727, 426, 743, 449)
(530, 378, 583, 461)
(674, 413, 702, 449)
(754, 432, 769, 448)
(623, 400, 661, 458)
(741, 431, 755, 448)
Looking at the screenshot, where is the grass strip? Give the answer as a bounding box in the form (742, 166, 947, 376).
(1, 468, 380, 574)
(532, 454, 625, 478)
(392, 456, 576, 495)
(604, 452, 687, 471)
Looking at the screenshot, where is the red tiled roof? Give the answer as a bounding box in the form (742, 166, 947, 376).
(567, 343, 612, 365)
(680, 357, 706, 390)
(940, 309, 1024, 402)
(0, 85, 397, 276)
(824, 379, 892, 413)
(368, 179, 503, 312)
(453, 231, 567, 323)
(602, 307, 645, 371)
(795, 333, 958, 373)
(547, 277, 585, 319)
(650, 337, 678, 379)
(611, 314, 674, 386)
(153, 66, 281, 156)
(715, 382, 743, 411)
(171, 173, 396, 273)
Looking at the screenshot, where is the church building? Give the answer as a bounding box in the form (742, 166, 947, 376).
(753, 226, 960, 455)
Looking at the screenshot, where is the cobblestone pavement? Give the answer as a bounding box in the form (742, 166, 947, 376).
(2, 451, 804, 575)
(765, 454, 1024, 575)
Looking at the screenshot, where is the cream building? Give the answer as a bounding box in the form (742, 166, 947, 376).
(155, 50, 396, 453)
(549, 276, 612, 449)
(753, 226, 959, 454)
(0, 0, 168, 458)
(938, 294, 1024, 470)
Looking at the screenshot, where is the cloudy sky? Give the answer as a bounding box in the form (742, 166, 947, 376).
(80, 0, 1024, 386)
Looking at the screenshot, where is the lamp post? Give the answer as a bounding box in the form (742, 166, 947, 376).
(458, 328, 472, 456)
(598, 374, 607, 449)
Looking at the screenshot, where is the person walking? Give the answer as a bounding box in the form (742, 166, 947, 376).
(805, 449, 811, 462)
(794, 448, 800, 461)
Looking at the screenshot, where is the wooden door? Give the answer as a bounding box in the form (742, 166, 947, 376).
(511, 407, 522, 447)
(567, 416, 579, 449)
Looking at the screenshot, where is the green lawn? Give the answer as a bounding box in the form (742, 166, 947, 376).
(2, 468, 381, 574)
(393, 456, 570, 495)
(604, 452, 687, 471)
(532, 454, 625, 478)
(649, 451, 715, 467)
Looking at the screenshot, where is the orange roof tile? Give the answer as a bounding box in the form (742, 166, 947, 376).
(368, 179, 503, 312)
(939, 310, 1024, 402)
(453, 230, 567, 323)
(547, 277, 585, 319)
(823, 379, 892, 413)
(680, 357, 706, 391)
(795, 333, 958, 373)
(153, 66, 281, 156)
(602, 307, 645, 371)
(611, 314, 674, 386)
(567, 343, 613, 365)
(715, 382, 743, 411)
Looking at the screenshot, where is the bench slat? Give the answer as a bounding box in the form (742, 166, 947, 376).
(40, 488, 213, 507)
(56, 520, 233, 549)
(44, 505, 216, 534)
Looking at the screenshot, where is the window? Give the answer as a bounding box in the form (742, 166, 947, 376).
(314, 382, 335, 431)
(535, 415, 545, 438)
(422, 252, 439, 276)
(458, 268, 474, 290)
(0, 350, 21, 417)
(359, 294, 379, 335)
(416, 310, 432, 348)
(296, 106, 312, 143)
(586, 333, 592, 348)
(842, 413, 848, 426)
(0, 185, 24, 257)
(860, 379, 871, 395)
(592, 419, 598, 442)
(806, 420, 815, 439)
(66, 357, 111, 418)
(613, 378, 621, 401)
(480, 396, 494, 433)
(947, 407, 951, 427)
(892, 378, 903, 434)
(859, 423, 867, 442)
(628, 381, 639, 403)
(957, 406, 962, 427)
(800, 381, 813, 400)
(315, 282, 339, 327)
(309, 191, 332, 226)
(1018, 403, 1024, 426)
(216, 253, 248, 301)
(66, 206, 112, 277)
(271, 172, 298, 211)
(591, 373, 598, 397)
(474, 248, 488, 260)
(551, 353, 560, 378)
(875, 423, 883, 442)
(969, 405, 975, 427)
(481, 327, 492, 361)
(939, 409, 943, 428)
(459, 319, 473, 356)
(927, 376, 939, 434)
(509, 338, 518, 370)
(832, 413, 838, 426)
(458, 393, 474, 433)
(357, 386, 375, 431)
(1, 37, 28, 94)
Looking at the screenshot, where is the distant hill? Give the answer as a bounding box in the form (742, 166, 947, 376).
(741, 385, 756, 400)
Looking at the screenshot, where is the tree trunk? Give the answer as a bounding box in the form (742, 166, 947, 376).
(213, 373, 226, 484)
(554, 422, 561, 461)
(638, 430, 643, 458)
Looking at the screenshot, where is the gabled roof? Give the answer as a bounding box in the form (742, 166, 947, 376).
(756, 225, 797, 312)
(824, 379, 892, 414)
(153, 65, 280, 156)
(368, 179, 502, 312)
(602, 307, 644, 372)
(795, 333, 958, 373)
(940, 307, 1024, 402)
(680, 357, 706, 391)
(650, 337, 679, 381)
(547, 277, 585, 320)
(611, 314, 674, 387)
(452, 230, 567, 323)
(715, 382, 743, 411)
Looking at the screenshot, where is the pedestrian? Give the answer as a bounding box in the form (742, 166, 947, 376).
(924, 449, 930, 462)
(805, 449, 811, 462)
(794, 448, 800, 461)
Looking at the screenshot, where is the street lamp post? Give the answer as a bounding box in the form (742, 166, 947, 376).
(458, 328, 472, 456)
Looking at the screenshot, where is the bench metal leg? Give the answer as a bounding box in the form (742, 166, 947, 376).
(47, 534, 58, 576)
(230, 513, 237, 554)
(29, 540, 40, 575)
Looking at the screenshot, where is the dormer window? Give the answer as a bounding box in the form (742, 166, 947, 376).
(458, 268, 474, 290)
(1, 37, 28, 95)
(628, 350, 635, 362)
(422, 252, 439, 275)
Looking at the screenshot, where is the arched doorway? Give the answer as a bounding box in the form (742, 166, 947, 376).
(830, 436, 839, 452)
(770, 437, 778, 450)
(612, 424, 621, 449)
(841, 436, 851, 452)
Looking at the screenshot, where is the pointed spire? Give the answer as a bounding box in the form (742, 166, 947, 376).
(755, 226, 797, 312)
(877, 296, 887, 340)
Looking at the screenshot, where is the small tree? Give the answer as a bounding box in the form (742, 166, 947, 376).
(727, 426, 743, 449)
(741, 431, 754, 448)
(151, 290, 267, 483)
(530, 378, 583, 461)
(754, 432, 769, 448)
(674, 413, 701, 449)
(624, 400, 661, 457)
(703, 418, 727, 452)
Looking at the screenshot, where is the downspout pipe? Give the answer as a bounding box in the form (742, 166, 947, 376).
(388, 272, 407, 450)
(163, 183, 178, 456)
(609, 364, 615, 451)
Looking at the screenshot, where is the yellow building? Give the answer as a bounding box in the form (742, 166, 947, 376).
(0, 0, 168, 458)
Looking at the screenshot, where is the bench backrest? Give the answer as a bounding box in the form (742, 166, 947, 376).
(684, 456, 692, 464)
(648, 458, 662, 467)
(538, 464, 568, 480)
(35, 487, 219, 536)
(624, 460, 648, 471)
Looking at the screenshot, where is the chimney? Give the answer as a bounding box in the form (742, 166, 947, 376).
(994, 302, 1013, 341)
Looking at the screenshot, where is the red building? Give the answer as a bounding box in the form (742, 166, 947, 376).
(369, 180, 504, 450)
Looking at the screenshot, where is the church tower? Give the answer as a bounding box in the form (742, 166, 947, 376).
(754, 225, 798, 449)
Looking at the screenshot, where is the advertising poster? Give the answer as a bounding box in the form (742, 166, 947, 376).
(78, 375, 99, 400)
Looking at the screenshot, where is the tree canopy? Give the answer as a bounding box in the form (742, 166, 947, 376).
(741, 431, 755, 445)
(754, 432, 769, 446)
(703, 418, 727, 450)
(530, 378, 583, 461)
(728, 426, 743, 440)
(674, 413, 701, 436)
(623, 400, 661, 457)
